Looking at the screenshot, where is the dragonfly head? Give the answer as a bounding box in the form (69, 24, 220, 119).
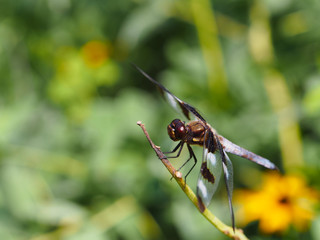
(167, 119, 186, 141)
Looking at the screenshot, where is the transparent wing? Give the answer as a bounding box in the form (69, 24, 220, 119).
(196, 131, 222, 211)
(221, 150, 234, 197)
(133, 64, 206, 122)
(221, 147, 235, 230)
(196, 133, 236, 229)
(218, 135, 278, 170)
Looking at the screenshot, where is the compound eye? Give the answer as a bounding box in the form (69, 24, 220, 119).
(171, 119, 186, 140)
(175, 123, 185, 137)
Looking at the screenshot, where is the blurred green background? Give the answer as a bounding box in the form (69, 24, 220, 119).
(0, 0, 319, 239)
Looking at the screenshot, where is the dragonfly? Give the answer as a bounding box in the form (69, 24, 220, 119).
(134, 64, 278, 230)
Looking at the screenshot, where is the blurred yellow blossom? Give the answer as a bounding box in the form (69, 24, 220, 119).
(48, 41, 119, 123)
(235, 173, 319, 234)
(81, 40, 109, 68)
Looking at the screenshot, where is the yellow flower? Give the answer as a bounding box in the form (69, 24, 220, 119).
(235, 173, 318, 234)
(81, 40, 109, 68)
(49, 43, 119, 123)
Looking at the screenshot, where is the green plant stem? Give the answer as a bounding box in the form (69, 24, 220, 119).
(189, 0, 228, 102)
(137, 121, 249, 240)
(248, 0, 303, 170)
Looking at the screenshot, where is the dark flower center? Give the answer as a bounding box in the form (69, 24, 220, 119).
(279, 196, 290, 205)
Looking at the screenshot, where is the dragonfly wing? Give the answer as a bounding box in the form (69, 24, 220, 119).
(218, 135, 278, 170)
(133, 64, 206, 122)
(218, 139, 235, 230)
(196, 130, 222, 211)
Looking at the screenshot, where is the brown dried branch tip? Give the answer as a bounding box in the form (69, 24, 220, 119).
(137, 121, 249, 240)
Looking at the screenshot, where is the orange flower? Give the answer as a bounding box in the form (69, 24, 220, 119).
(235, 173, 318, 234)
(81, 40, 109, 68)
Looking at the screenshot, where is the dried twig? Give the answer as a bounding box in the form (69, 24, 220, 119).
(137, 121, 249, 240)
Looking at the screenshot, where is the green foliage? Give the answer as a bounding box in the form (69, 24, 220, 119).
(0, 0, 319, 239)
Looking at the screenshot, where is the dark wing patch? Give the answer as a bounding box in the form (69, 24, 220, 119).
(200, 162, 215, 184)
(196, 130, 222, 210)
(178, 101, 191, 120)
(182, 102, 206, 122)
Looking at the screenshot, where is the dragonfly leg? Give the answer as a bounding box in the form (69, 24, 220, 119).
(174, 144, 197, 184)
(163, 141, 184, 159)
